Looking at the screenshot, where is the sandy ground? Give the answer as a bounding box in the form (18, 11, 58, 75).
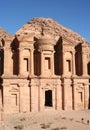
(0, 108, 90, 130)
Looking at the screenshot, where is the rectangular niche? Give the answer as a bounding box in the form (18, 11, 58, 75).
(66, 60, 71, 72)
(11, 93, 18, 106)
(45, 57, 51, 70)
(78, 92, 83, 102)
(23, 58, 29, 72)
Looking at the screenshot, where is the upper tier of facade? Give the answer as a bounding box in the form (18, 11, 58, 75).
(0, 17, 90, 78)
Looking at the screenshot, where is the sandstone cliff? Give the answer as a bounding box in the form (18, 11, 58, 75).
(0, 27, 12, 41)
(16, 17, 88, 44)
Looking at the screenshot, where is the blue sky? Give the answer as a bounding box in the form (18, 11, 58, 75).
(0, 0, 90, 43)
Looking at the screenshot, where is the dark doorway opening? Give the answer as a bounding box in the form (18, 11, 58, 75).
(45, 90, 52, 107)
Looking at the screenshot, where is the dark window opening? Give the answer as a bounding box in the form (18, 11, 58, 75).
(45, 57, 51, 69)
(24, 58, 29, 72)
(45, 90, 52, 107)
(66, 60, 71, 72)
(78, 92, 83, 102)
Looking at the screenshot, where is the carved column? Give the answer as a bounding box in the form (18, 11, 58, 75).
(19, 48, 23, 75)
(63, 82, 67, 110)
(4, 47, 12, 76)
(30, 49, 34, 76)
(72, 81, 77, 110)
(40, 50, 44, 76)
(84, 84, 89, 109)
(62, 51, 66, 76)
(51, 51, 55, 76)
(82, 51, 88, 76)
(72, 51, 76, 76)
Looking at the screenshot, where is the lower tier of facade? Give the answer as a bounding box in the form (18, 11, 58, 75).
(0, 76, 90, 114)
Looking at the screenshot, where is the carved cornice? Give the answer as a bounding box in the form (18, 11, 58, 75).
(62, 36, 78, 46)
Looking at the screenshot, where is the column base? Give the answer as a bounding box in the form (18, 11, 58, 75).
(71, 74, 77, 78)
(82, 74, 89, 77)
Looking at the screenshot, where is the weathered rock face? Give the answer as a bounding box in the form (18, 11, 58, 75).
(0, 27, 12, 41)
(16, 17, 87, 43)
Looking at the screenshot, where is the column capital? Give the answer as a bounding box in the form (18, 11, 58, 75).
(71, 51, 76, 55)
(52, 50, 55, 54)
(38, 49, 44, 52)
(18, 47, 24, 51)
(30, 48, 34, 52)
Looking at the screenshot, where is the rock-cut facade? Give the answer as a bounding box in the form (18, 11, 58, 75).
(0, 18, 90, 114)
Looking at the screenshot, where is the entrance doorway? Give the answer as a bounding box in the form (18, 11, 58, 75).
(45, 90, 52, 107)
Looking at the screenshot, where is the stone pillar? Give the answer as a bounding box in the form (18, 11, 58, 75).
(62, 51, 66, 76)
(38, 85, 40, 111)
(19, 48, 23, 75)
(82, 51, 88, 76)
(51, 51, 55, 76)
(72, 81, 77, 110)
(4, 47, 12, 76)
(63, 83, 67, 110)
(30, 49, 34, 76)
(84, 84, 89, 109)
(55, 79, 62, 110)
(40, 86, 44, 111)
(61, 78, 67, 110)
(40, 50, 44, 76)
(54, 87, 57, 110)
(3, 82, 10, 113)
(72, 51, 76, 76)
(30, 84, 39, 112)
